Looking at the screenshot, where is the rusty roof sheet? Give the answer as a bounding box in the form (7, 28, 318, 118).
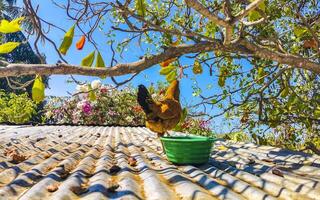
(0, 125, 319, 200)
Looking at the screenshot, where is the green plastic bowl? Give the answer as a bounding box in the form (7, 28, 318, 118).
(160, 136, 215, 164)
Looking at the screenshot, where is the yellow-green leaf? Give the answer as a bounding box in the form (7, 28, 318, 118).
(59, 25, 75, 55)
(32, 75, 45, 103)
(88, 85, 96, 101)
(166, 70, 177, 83)
(95, 52, 106, 79)
(218, 76, 226, 87)
(81, 51, 95, 67)
(95, 52, 105, 68)
(0, 42, 20, 54)
(135, 0, 146, 17)
(0, 17, 24, 33)
(248, 0, 265, 21)
(280, 86, 289, 98)
(192, 60, 203, 74)
(159, 64, 175, 75)
(248, 10, 261, 21)
(293, 26, 307, 38)
(257, 67, 265, 84)
(218, 68, 227, 87)
(314, 107, 320, 118)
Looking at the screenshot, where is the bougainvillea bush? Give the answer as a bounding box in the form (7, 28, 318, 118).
(174, 117, 213, 137)
(44, 81, 145, 126)
(43, 80, 214, 136)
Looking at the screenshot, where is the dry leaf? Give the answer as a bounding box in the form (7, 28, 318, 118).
(107, 179, 119, 193)
(272, 168, 284, 177)
(47, 183, 59, 192)
(217, 145, 228, 151)
(247, 158, 255, 165)
(109, 165, 121, 175)
(128, 157, 137, 167)
(70, 183, 88, 195)
(4, 148, 28, 164)
(261, 158, 273, 163)
(303, 39, 318, 49)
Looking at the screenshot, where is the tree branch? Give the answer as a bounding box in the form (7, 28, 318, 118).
(240, 40, 320, 73)
(0, 42, 224, 77)
(1, 38, 320, 77)
(234, 0, 265, 22)
(184, 0, 229, 27)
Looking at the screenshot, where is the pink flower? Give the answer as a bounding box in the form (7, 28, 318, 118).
(199, 120, 210, 129)
(82, 102, 92, 114)
(100, 87, 108, 94)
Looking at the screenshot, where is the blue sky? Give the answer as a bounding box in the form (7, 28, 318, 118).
(21, 0, 240, 133)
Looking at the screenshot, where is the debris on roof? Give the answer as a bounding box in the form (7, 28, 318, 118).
(0, 125, 319, 200)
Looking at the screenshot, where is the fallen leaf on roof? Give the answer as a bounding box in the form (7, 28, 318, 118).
(227, 161, 237, 167)
(217, 145, 228, 151)
(4, 148, 28, 164)
(107, 178, 119, 193)
(43, 153, 51, 159)
(47, 183, 59, 192)
(128, 157, 137, 167)
(261, 158, 273, 163)
(109, 165, 121, 175)
(272, 168, 284, 177)
(70, 183, 88, 195)
(247, 157, 255, 165)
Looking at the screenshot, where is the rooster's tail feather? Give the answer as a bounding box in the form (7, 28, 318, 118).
(137, 85, 153, 114)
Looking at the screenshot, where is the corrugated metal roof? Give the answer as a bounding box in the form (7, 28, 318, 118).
(0, 125, 319, 200)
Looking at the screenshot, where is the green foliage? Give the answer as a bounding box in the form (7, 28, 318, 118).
(58, 24, 75, 55)
(220, 131, 251, 143)
(0, 90, 37, 123)
(81, 51, 95, 67)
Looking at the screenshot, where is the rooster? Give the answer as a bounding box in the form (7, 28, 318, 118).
(137, 80, 182, 137)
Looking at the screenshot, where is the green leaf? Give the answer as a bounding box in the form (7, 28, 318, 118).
(0, 42, 20, 54)
(81, 51, 95, 67)
(247, 0, 265, 21)
(248, 10, 261, 21)
(218, 76, 226, 87)
(166, 70, 177, 83)
(59, 25, 75, 55)
(211, 99, 218, 104)
(257, 67, 265, 84)
(135, 0, 146, 17)
(180, 108, 188, 123)
(88, 85, 96, 102)
(159, 64, 175, 75)
(293, 26, 307, 38)
(95, 51, 105, 68)
(95, 51, 106, 79)
(280, 86, 289, 98)
(0, 17, 24, 33)
(32, 75, 45, 104)
(314, 107, 320, 118)
(192, 60, 203, 74)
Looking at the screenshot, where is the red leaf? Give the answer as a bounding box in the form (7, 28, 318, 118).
(76, 35, 86, 50)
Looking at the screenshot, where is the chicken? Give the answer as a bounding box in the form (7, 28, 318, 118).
(137, 80, 182, 137)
